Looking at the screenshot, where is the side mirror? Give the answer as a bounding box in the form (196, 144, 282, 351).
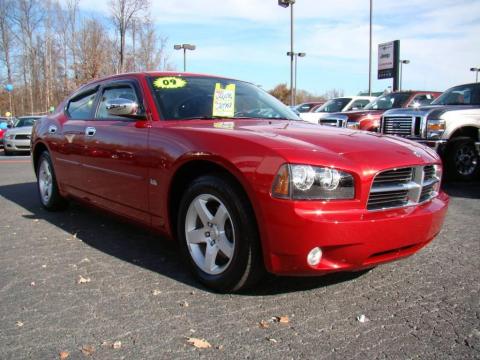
(7, 123, 13, 128)
(106, 98, 139, 117)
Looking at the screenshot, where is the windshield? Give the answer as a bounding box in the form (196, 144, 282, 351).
(148, 76, 300, 121)
(364, 93, 411, 110)
(15, 117, 39, 127)
(314, 98, 351, 113)
(432, 83, 480, 105)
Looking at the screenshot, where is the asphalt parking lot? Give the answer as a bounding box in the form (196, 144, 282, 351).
(0, 152, 479, 360)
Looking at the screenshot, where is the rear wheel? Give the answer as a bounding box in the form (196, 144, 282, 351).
(36, 151, 68, 211)
(177, 175, 263, 292)
(446, 139, 479, 181)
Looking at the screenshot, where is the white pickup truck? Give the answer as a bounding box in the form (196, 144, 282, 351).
(380, 83, 480, 180)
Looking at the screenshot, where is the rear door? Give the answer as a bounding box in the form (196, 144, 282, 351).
(79, 79, 150, 223)
(55, 86, 99, 192)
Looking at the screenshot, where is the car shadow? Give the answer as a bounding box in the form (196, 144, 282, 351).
(442, 180, 480, 199)
(3, 180, 460, 296)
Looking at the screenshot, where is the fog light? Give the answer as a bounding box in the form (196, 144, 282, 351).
(307, 247, 322, 266)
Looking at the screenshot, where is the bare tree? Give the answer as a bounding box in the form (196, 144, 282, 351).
(0, 0, 15, 113)
(109, 0, 149, 73)
(137, 18, 167, 71)
(77, 18, 111, 81)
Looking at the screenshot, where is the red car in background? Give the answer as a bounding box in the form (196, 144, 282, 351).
(31, 73, 448, 292)
(0, 117, 13, 148)
(319, 91, 441, 131)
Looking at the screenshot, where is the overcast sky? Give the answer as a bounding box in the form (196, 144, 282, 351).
(77, 0, 480, 95)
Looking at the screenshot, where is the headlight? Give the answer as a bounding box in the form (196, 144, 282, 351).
(6, 133, 14, 140)
(272, 164, 355, 200)
(427, 119, 445, 139)
(346, 121, 359, 129)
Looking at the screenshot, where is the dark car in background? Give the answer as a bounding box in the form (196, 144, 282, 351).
(317, 91, 441, 131)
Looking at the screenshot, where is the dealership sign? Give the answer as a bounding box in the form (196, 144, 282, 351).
(378, 40, 399, 80)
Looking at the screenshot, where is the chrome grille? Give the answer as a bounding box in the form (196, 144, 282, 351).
(383, 116, 413, 136)
(368, 165, 440, 211)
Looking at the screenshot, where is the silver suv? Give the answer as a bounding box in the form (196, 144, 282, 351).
(380, 83, 480, 181)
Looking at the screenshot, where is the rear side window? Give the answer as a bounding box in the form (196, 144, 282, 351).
(96, 86, 139, 120)
(67, 91, 97, 119)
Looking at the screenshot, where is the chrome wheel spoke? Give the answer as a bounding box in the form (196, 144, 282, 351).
(193, 198, 213, 226)
(204, 244, 219, 272)
(217, 233, 234, 259)
(187, 229, 207, 244)
(213, 204, 228, 229)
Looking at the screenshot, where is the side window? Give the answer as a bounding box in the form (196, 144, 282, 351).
(67, 91, 97, 119)
(96, 86, 139, 120)
(348, 99, 369, 110)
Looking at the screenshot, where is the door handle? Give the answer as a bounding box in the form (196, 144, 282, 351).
(85, 127, 96, 137)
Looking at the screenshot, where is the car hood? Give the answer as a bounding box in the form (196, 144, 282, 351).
(5, 126, 33, 135)
(174, 119, 440, 171)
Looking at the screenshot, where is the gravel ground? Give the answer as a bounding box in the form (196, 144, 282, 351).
(0, 153, 479, 360)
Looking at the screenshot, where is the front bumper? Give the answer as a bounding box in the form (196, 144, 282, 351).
(261, 192, 449, 275)
(4, 139, 31, 152)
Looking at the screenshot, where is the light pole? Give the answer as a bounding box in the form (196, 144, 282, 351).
(471, 67, 479, 83)
(174, 44, 196, 72)
(399, 59, 410, 91)
(278, 0, 296, 106)
(368, 0, 372, 96)
(287, 51, 306, 105)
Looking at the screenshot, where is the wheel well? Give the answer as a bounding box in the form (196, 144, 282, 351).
(168, 160, 255, 239)
(32, 142, 48, 175)
(450, 126, 479, 142)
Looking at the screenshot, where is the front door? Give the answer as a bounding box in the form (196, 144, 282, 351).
(79, 80, 150, 224)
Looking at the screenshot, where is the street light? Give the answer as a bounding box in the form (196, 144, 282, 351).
(278, 0, 296, 106)
(287, 51, 306, 105)
(399, 59, 410, 91)
(471, 67, 479, 83)
(174, 44, 196, 72)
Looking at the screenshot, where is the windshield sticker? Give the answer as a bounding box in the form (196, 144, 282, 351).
(213, 121, 234, 130)
(212, 83, 236, 117)
(153, 77, 187, 89)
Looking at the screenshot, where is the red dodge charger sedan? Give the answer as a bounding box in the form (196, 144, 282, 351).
(31, 72, 449, 292)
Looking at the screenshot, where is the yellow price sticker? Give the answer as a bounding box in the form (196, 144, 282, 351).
(212, 83, 236, 118)
(153, 77, 187, 89)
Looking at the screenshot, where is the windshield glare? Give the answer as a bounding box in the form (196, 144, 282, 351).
(365, 93, 410, 110)
(432, 84, 480, 105)
(315, 98, 351, 113)
(149, 76, 300, 121)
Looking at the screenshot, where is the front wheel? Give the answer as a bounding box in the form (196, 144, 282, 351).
(177, 175, 263, 292)
(36, 151, 68, 211)
(446, 139, 479, 181)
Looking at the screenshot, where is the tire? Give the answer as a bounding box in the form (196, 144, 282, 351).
(177, 175, 263, 292)
(4, 149, 13, 156)
(36, 151, 68, 211)
(445, 138, 479, 181)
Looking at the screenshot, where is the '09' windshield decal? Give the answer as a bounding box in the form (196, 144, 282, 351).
(153, 77, 187, 89)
